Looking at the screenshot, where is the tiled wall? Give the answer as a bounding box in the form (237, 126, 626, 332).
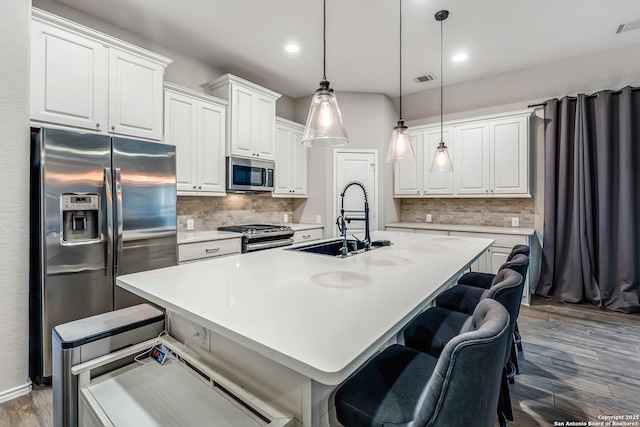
(400, 198, 535, 228)
(177, 194, 294, 231)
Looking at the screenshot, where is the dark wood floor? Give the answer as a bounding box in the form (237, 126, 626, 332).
(1, 298, 639, 426)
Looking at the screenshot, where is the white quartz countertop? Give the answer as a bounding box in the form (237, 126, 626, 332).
(177, 223, 323, 244)
(385, 222, 535, 236)
(117, 231, 492, 385)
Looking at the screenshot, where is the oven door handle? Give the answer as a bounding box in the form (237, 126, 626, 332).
(246, 238, 294, 252)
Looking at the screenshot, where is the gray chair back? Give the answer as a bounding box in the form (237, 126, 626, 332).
(415, 299, 511, 427)
(506, 244, 530, 262)
(484, 264, 526, 363)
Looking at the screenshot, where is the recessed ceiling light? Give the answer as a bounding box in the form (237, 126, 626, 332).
(285, 44, 300, 53)
(452, 53, 468, 62)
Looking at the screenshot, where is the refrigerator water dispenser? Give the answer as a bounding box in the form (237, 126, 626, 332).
(61, 194, 100, 243)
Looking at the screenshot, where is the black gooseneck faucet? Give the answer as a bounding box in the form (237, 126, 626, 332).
(337, 181, 371, 257)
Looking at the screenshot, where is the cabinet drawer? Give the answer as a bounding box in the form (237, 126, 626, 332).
(179, 238, 241, 262)
(449, 231, 527, 248)
(293, 228, 323, 243)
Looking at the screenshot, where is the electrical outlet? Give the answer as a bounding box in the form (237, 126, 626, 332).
(511, 217, 519, 227)
(187, 219, 194, 231)
(426, 214, 432, 223)
(283, 214, 289, 223)
(316, 215, 322, 224)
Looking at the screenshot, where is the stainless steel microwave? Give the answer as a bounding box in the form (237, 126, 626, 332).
(226, 156, 275, 192)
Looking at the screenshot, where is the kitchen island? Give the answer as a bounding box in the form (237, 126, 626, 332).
(117, 230, 492, 426)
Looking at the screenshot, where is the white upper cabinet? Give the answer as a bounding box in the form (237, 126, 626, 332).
(108, 48, 165, 140)
(274, 118, 308, 197)
(208, 74, 281, 160)
(164, 83, 227, 196)
(30, 17, 109, 132)
(394, 110, 531, 198)
(393, 130, 423, 196)
(423, 126, 454, 195)
(489, 116, 529, 195)
(30, 8, 171, 140)
(454, 121, 490, 195)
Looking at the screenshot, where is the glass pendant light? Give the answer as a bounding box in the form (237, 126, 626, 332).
(387, 0, 416, 162)
(430, 10, 453, 173)
(301, 0, 349, 147)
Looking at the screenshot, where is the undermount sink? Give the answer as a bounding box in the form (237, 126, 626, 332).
(288, 238, 385, 258)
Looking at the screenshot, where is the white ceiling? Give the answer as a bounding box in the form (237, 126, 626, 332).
(51, 0, 640, 99)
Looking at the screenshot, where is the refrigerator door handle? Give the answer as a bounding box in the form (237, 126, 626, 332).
(114, 168, 124, 277)
(104, 168, 113, 277)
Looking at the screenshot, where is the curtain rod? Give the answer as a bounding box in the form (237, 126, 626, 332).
(528, 86, 639, 109)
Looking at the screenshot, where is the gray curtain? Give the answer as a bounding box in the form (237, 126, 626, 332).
(536, 87, 640, 313)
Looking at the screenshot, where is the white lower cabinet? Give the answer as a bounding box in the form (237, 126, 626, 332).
(274, 118, 308, 197)
(293, 228, 323, 244)
(164, 83, 227, 196)
(178, 238, 241, 263)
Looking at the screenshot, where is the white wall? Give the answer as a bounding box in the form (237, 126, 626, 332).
(294, 92, 400, 234)
(0, 1, 31, 402)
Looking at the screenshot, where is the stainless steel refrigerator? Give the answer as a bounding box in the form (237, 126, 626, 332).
(29, 127, 177, 383)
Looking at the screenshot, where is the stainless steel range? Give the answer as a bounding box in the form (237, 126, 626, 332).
(218, 224, 294, 253)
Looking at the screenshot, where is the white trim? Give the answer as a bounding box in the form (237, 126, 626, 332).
(31, 7, 172, 67)
(164, 82, 228, 107)
(332, 148, 380, 238)
(0, 382, 32, 404)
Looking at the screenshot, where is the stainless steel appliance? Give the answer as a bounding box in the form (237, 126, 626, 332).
(52, 304, 165, 427)
(218, 224, 294, 253)
(30, 127, 177, 384)
(226, 156, 275, 192)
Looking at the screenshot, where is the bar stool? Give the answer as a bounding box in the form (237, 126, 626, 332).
(335, 299, 511, 427)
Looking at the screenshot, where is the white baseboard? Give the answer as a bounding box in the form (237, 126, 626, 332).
(0, 381, 32, 404)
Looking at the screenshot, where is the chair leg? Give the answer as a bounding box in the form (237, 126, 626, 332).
(498, 367, 514, 422)
(497, 410, 509, 427)
(514, 322, 523, 352)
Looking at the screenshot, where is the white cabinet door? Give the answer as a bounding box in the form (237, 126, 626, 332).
(197, 102, 226, 194)
(164, 91, 197, 192)
(164, 85, 226, 195)
(208, 75, 281, 160)
(490, 116, 529, 195)
(108, 48, 164, 140)
(253, 93, 277, 160)
(394, 131, 423, 196)
(274, 119, 307, 197)
(31, 19, 109, 131)
(230, 86, 255, 158)
(454, 122, 490, 195)
(290, 127, 308, 195)
(489, 247, 510, 273)
(423, 126, 454, 195)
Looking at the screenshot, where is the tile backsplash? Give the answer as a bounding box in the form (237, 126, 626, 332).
(400, 198, 535, 228)
(177, 194, 294, 231)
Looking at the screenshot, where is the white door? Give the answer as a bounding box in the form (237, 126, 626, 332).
(454, 122, 490, 195)
(164, 90, 197, 192)
(198, 101, 226, 194)
(334, 150, 377, 237)
(490, 116, 529, 195)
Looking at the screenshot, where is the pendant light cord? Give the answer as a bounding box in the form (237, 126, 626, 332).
(440, 17, 443, 141)
(399, 0, 403, 120)
(323, 0, 327, 80)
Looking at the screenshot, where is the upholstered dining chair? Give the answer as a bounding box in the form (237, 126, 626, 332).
(458, 244, 530, 355)
(335, 299, 511, 427)
(403, 268, 524, 427)
(439, 252, 530, 380)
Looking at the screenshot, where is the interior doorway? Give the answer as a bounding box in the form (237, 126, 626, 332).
(332, 149, 378, 238)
